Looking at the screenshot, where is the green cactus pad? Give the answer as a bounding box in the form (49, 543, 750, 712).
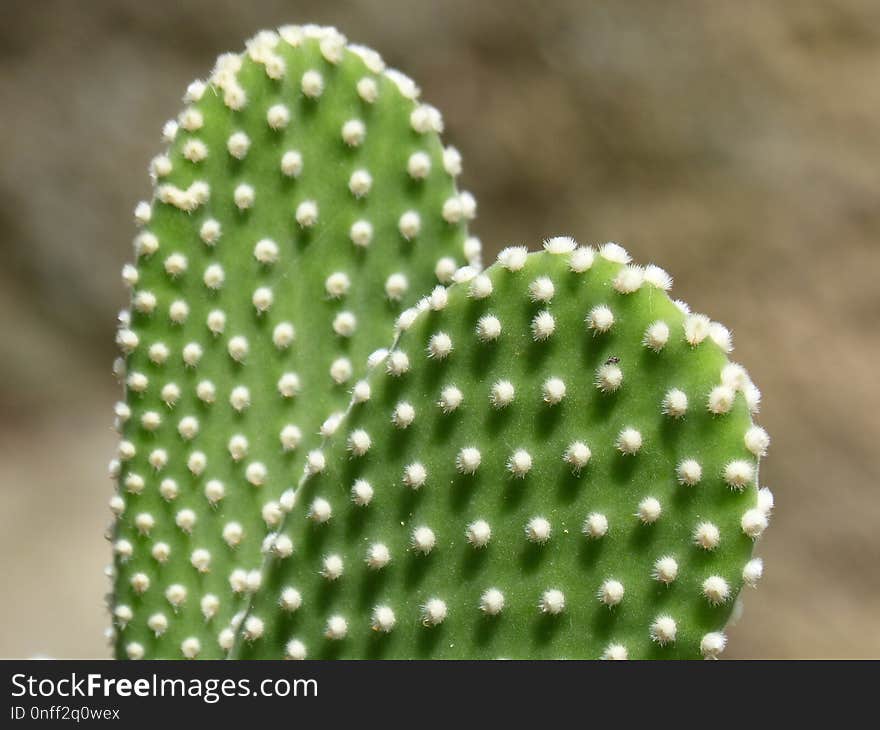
(237, 241, 770, 659)
(110, 25, 478, 659)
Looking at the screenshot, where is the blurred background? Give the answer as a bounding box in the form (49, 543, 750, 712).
(1, 0, 878, 658)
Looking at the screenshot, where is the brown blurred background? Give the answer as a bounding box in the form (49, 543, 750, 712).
(1, 0, 878, 658)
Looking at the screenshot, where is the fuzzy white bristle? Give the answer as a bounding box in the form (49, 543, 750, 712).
(662, 389, 688, 418)
(643, 321, 670, 351)
(438, 385, 463, 413)
(694, 521, 721, 550)
(365, 543, 391, 570)
(676, 459, 703, 486)
(599, 242, 630, 264)
(758, 486, 775, 516)
(601, 644, 628, 660)
(650, 615, 677, 645)
(653, 556, 679, 584)
(531, 310, 556, 341)
(233, 184, 255, 210)
(386, 351, 410, 377)
(285, 639, 307, 660)
(582, 512, 608, 539)
(301, 69, 324, 97)
(267, 104, 290, 130)
(684, 314, 711, 346)
(351, 479, 374, 507)
(744, 426, 770, 457)
(542, 377, 566, 405)
(707, 385, 735, 415)
(564, 441, 592, 473)
(421, 599, 448, 627)
(741, 508, 768, 539)
(480, 588, 505, 615)
(525, 516, 552, 544)
(308, 497, 332, 524)
(476, 315, 502, 342)
(347, 429, 372, 457)
(702, 576, 730, 605)
(742, 558, 764, 587)
(569, 246, 595, 273)
(411, 525, 436, 554)
(595, 364, 623, 393)
(724, 460, 755, 490)
(324, 616, 348, 640)
(385, 273, 409, 301)
(306, 450, 326, 475)
(456, 447, 482, 475)
(281, 150, 303, 177)
(539, 589, 565, 615)
(587, 305, 614, 333)
(428, 332, 454, 359)
(410, 104, 443, 134)
(469, 274, 493, 299)
(598, 579, 625, 606)
(371, 605, 396, 633)
(227, 131, 251, 159)
(295, 200, 319, 227)
(497, 246, 528, 272)
(402, 462, 428, 489)
(466, 519, 492, 548)
(529, 276, 555, 303)
(612, 265, 644, 294)
(321, 554, 344, 581)
(637, 496, 661, 524)
(616, 428, 643, 455)
(700, 632, 727, 659)
(543, 236, 577, 254)
(488, 380, 515, 410)
(398, 211, 421, 240)
(507, 449, 533, 478)
(392, 401, 416, 429)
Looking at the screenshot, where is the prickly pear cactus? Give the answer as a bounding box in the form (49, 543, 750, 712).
(109, 25, 478, 660)
(236, 241, 771, 660)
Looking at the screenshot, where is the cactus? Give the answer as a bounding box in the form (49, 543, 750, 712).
(109, 25, 478, 660)
(235, 243, 770, 659)
(109, 25, 771, 661)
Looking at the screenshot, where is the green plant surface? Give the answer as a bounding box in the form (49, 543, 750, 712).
(110, 25, 477, 659)
(236, 242, 770, 659)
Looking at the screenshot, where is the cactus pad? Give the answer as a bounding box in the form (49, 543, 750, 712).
(237, 241, 770, 659)
(110, 25, 478, 659)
